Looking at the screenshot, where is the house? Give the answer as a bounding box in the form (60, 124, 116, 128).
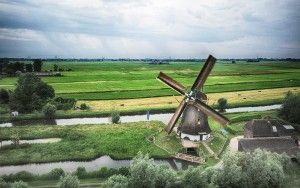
(244, 119, 295, 138)
(238, 137, 300, 158)
(239, 118, 299, 158)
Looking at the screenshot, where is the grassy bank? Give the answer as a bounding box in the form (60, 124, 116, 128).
(0, 121, 170, 166)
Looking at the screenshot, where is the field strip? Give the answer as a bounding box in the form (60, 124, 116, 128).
(81, 87, 300, 111)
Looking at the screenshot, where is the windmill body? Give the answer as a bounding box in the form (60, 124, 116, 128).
(157, 55, 230, 144)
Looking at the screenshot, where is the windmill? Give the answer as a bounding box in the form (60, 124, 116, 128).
(157, 55, 229, 143)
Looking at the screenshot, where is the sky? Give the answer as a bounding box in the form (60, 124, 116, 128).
(0, 0, 299, 58)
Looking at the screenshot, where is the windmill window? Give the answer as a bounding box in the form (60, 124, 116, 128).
(272, 126, 277, 132)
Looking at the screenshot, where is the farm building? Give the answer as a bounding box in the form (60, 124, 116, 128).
(244, 118, 295, 138)
(238, 137, 300, 158)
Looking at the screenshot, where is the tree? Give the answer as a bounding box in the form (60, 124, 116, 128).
(25, 64, 33, 72)
(210, 149, 290, 188)
(155, 165, 178, 188)
(182, 166, 209, 188)
(36, 82, 55, 100)
(0, 89, 9, 104)
(9, 73, 55, 113)
(57, 173, 79, 188)
(42, 103, 56, 119)
(129, 153, 156, 188)
(54, 64, 58, 71)
(217, 98, 228, 112)
(104, 175, 129, 188)
(278, 92, 300, 124)
(33, 59, 42, 72)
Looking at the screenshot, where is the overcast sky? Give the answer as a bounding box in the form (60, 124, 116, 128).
(0, 0, 299, 58)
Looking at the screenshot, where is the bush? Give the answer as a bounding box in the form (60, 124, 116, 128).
(111, 111, 120, 124)
(79, 103, 89, 110)
(48, 168, 65, 180)
(278, 92, 300, 124)
(53, 97, 76, 110)
(11, 181, 28, 188)
(42, 103, 56, 119)
(217, 98, 228, 112)
(104, 174, 129, 188)
(118, 167, 130, 177)
(57, 173, 79, 188)
(0, 177, 10, 188)
(96, 167, 118, 178)
(0, 89, 9, 104)
(75, 167, 87, 179)
(14, 171, 34, 181)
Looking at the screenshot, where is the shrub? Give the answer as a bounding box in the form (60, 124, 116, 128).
(48, 168, 65, 180)
(104, 174, 129, 188)
(75, 167, 87, 179)
(0, 89, 9, 104)
(278, 92, 300, 124)
(111, 111, 120, 124)
(42, 103, 56, 119)
(11, 181, 28, 188)
(53, 97, 76, 110)
(79, 103, 89, 110)
(0, 177, 10, 188)
(118, 167, 130, 177)
(14, 171, 34, 181)
(96, 167, 118, 178)
(57, 173, 79, 188)
(217, 98, 228, 112)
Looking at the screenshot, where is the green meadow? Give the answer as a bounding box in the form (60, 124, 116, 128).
(0, 60, 299, 100)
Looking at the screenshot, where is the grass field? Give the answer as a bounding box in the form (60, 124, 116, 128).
(0, 60, 299, 101)
(0, 110, 277, 166)
(81, 87, 300, 112)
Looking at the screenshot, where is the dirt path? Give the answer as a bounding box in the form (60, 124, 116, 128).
(228, 136, 244, 152)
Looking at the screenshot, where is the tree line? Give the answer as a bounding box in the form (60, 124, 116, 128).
(0, 59, 42, 75)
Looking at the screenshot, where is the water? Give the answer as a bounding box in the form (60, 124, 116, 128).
(0, 155, 195, 175)
(1, 138, 61, 147)
(0, 104, 282, 127)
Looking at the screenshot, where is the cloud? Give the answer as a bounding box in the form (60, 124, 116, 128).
(0, 0, 299, 58)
